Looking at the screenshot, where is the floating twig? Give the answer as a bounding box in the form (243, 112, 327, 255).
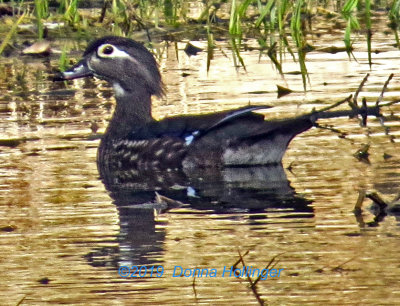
(252, 252, 285, 287)
(353, 73, 369, 107)
(16, 295, 26, 306)
(313, 123, 349, 140)
(331, 256, 358, 272)
(277, 85, 293, 98)
(378, 99, 400, 108)
(354, 190, 366, 213)
(192, 272, 197, 299)
(376, 73, 394, 106)
(360, 98, 368, 126)
(353, 144, 370, 163)
(366, 192, 388, 210)
(353, 191, 390, 227)
(315, 95, 352, 113)
(306, 73, 398, 124)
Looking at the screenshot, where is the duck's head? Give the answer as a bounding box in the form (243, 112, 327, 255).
(56, 36, 163, 97)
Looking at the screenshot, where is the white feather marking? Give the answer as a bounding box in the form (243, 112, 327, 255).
(113, 83, 125, 97)
(98, 44, 131, 59)
(155, 149, 164, 157)
(187, 187, 198, 198)
(130, 154, 138, 161)
(185, 135, 195, 146)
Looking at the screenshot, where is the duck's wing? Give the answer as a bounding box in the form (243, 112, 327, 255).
(124, 102, 383, 167)
(108, 106, 270, 170)
(182, 114, 315, 166)
(130, 105, 272, 144)
(124, 105, 314, 167)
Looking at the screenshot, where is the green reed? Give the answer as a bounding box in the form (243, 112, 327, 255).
(164, 0, 185, 26)
(34, 0, 49, 39)
(59, 0, 80, 26)
(0, 11, 26, 56)
(229, 0, 252, 70)
(3, 0, 400, 88)
(365, 0, 371, 67)
(205, 5, 215, 72)
(290, 0, 308, 89)
(58, 45, 69, 72)
(389, 0, 400, 48)
(341, 0, 359, 55)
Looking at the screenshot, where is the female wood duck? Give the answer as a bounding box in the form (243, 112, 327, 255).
(54, 36, 381, 183)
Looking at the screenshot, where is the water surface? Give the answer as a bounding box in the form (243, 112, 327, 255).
(1, 18, 400, 305)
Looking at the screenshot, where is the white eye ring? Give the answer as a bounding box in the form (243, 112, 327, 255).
(100, 44, 114, 55)
(97, 44, 130, 59)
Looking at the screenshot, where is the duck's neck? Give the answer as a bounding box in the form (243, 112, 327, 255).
(105, 84, 153, 139)
(97, 85, 154, 180)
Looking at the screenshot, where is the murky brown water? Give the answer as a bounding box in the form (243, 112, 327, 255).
(1, 16, 400, 305)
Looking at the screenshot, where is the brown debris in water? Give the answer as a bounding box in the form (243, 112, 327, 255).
(22, 40, 51, 56)
(276, 84, 293, 98)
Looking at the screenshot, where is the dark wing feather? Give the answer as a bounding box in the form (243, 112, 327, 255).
(129, 105, 272, 144)
(191, 105, 272, 142)
(232, 117, 314, 145)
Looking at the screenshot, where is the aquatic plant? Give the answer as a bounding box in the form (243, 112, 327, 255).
(389, 0, 400, 48)
(59, 0, 80, 26)
(34, 0, 49, 39)
(0, 11, 26, 56)
(1, 0, 400, 88)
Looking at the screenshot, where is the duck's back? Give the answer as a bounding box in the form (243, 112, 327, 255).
(97, 107, 314, 173)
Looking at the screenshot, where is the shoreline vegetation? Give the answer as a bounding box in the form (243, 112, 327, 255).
(1, 0, 400, 88)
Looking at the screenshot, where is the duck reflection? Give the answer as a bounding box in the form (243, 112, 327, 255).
(84, 164, 313, 268)
(104, 163, 313, 211)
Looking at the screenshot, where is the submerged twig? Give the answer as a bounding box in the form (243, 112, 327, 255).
(237, 249, 264, 306)
(232, 249, 250, 270)
(16, 295, 26, 306)
(252, 252, 285, 287)
(237, 250, 255, 286)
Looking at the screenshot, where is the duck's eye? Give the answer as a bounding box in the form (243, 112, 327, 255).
(98, 44, 115, 57)
(103, 46, 114, 55)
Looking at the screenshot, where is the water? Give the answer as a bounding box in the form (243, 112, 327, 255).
(1, 18, 400, 305)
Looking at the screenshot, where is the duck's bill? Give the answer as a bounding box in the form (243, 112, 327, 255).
(53, 60, 93, 81)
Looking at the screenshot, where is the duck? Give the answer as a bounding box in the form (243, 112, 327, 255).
(54, 36, 382, 182)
